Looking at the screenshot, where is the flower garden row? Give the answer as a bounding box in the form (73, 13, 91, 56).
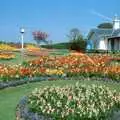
(17, 83, 120, 120)
(0, 43, 41, 59)
(0, 54, 120, 82)
(0, 52, 15, 60)
(0, 43, 40, 51)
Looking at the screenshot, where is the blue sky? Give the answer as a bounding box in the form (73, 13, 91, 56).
(0, 0, 119, 43)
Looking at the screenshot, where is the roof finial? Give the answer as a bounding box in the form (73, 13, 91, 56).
(113, 14, 120, 30)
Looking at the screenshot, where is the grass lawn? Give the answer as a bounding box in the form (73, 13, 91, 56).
(49, 49, 69, 56)
(0, 79, 120, 120)
(0, 51, 40, 65)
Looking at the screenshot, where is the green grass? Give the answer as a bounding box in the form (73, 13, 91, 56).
(0, 79, 120, 120)
(41, 42, 69, 49)
(49, 49, 69, 56)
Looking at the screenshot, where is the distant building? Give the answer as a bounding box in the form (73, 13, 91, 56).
(87, 15, 120, 50)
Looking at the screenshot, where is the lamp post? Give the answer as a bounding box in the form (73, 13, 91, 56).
(20, 27, 25, 63)
(20, 27, 25, 50)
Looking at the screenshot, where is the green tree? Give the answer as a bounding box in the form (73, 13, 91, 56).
(97, 22, 113, 29)
(68, 28, 87, 52)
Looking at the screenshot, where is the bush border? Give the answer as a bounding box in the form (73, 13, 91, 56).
(0, 75, 120, 90)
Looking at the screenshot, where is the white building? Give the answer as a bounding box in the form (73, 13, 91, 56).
(87, 15, 120, 50)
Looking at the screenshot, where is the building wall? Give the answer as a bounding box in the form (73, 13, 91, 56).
(94, 37, 120, 50)
(88, 30, 120, 50)
(89, 33, 101, 49)
(108, 38, 120, 50)
(108, 40, 111, 50)
(115, 39, 120, 50)
(119, 39, 120, 50)
(115, 39, 118, 50)
(98, 39, 107, 50)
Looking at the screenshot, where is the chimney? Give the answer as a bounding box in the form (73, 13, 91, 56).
(113, 14, 120, 30)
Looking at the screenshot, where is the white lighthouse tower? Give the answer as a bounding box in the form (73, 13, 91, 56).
(113, 14, 120, 30)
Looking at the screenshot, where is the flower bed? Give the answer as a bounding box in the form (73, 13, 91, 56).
(16, 83, 120, 120)
(0, 54, 120, 82)
(0, 43, 17, 51)
(25, 44, 40, 51)
(0, 52, 15, 60)
(27, 54, 120, 80)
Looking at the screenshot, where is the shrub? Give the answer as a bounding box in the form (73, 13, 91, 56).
(67, 28, 87, 52)
(28, 83, 120, 120)
(69, 39, 87, 52)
